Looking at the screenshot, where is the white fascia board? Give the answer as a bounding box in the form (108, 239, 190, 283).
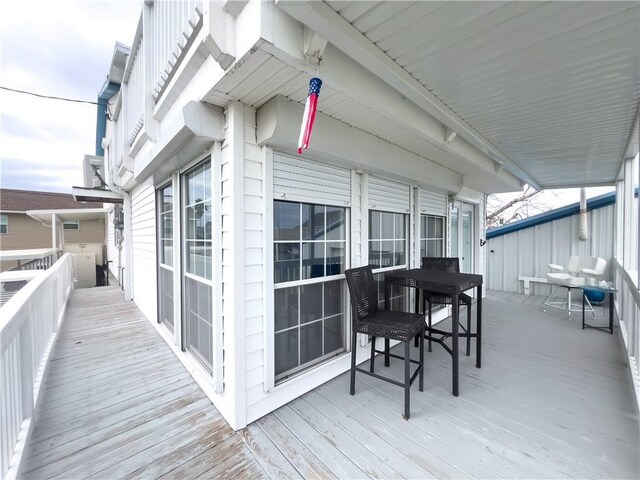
(275, 0, 539, 190)
(135, 101, 224, 184)
(257, 95, 463, 193)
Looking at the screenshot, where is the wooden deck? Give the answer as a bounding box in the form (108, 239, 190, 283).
(19, 287, 639, 479)
(20, 287, 265, 479)
(242, 292, 639, 479)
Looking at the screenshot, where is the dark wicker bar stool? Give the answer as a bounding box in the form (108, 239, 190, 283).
(345, 265, 425, 419)
(416, 257, 472, 355)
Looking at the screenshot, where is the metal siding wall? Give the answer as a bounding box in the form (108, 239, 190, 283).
(368, 176, 411, 213)
(487, 204, 615, 294)
(131, 179, 157, 322)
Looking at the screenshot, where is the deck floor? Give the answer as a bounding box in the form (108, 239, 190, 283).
(20, 288, 639, 479)
(243, 292, 639, 479)
(20, 287, 265, 479)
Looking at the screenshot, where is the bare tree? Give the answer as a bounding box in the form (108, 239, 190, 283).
(486, 186, 549, 228)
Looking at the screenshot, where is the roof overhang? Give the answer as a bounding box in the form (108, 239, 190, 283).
(27, 208, 108, 224)
(72, 186, 123, 204)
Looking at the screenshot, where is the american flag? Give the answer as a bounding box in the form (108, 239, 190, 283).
(297, 77, 322, 154)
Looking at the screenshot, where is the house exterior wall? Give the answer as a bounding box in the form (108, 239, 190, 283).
(63, 219, 105, 244)
(486, 204, 615, 295)
(0, 213, 104, 271)
(130, 180, 157, 322)
(0, 214, 52, 250)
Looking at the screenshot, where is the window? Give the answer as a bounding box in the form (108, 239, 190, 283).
(157, 183, 174, 332)
(182, 160, 213, 370)
(274, 201, 347, 381)
(420, 215, 445, 259)
(0, 215, 7, 234)
(369, 210, 409, 310)
(63, 221, 79, 230)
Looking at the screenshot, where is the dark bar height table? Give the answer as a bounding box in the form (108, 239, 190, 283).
(384, 268, 483, 396)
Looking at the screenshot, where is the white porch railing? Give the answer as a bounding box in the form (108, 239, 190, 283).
(615, 258, 640, 405)
(149, 0, 203, 101)
(124, 40, 145, 147)
(0, 254, 74, 479)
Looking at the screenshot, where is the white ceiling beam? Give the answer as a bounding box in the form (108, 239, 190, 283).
(276, 0, 539, 189)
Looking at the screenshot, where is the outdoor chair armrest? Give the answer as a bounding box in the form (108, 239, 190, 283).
(581, 268, 598, 276)
(548, 263, 564, 271)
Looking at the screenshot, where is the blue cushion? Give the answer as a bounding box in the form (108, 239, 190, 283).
(583, 287, 606, 304)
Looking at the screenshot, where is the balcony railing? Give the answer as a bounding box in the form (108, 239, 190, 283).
(124, 40, 145, 147)
(615, 258, 640, 400)
(149, 0, 203, 102)
(0, 254, 74, 479)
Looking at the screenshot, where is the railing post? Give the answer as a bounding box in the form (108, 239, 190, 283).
(19, 308, 34, 426)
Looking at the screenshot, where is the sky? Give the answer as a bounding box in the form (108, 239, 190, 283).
(0, 0, 141, 193)
(0, 0, 615, 214)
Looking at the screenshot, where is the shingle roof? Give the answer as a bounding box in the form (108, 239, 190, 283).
(0, 189, 103, 212)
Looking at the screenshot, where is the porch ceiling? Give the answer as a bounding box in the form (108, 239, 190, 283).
(204, 1, 638, 191)
(325, 1, 640, 188)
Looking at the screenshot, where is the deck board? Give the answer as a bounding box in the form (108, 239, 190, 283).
(20, 286, 264, 480)
(243, 291, 640, 479)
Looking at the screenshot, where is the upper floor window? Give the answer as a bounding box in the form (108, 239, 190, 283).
(63, 221, 79, 230)
(0, 214, 7, 234)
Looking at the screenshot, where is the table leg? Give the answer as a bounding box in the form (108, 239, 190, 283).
(384, 282, 391, 366)
(582, 290, 586, 330)
(452, 293, 459, 397)
(476, 285, 482, 369)
(609, 292, 614, 334)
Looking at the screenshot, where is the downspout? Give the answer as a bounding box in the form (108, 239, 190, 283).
(579, 188, 588, 241)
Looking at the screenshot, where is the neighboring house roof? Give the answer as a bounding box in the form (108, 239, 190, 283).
(486, 192, 616, 240)
(0, 189, 103, 213)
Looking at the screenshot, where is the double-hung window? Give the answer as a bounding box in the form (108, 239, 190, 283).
(369, 210, 409, 310)
(273, 201, 348, 382)
(157, 183, 174, 332)
(419, 215, 445, 259)
(0, 215, 7, 234)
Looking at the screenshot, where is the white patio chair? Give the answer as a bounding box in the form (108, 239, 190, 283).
(543, 256, 607, 317)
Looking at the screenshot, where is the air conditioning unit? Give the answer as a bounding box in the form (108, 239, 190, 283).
(83, 154, 105, 188)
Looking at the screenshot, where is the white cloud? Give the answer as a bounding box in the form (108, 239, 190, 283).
(0, 0, 141, 193)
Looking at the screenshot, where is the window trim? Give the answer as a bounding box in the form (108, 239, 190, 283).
(0, 214, 7, 234)
(272, 198, 350, 384)
(156, 180, 175, 333)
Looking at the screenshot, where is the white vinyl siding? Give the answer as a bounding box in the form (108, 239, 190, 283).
(368, 176, 411, 214)
(419, 189, 447, 217)
(273, 153, 351, 207)
(131, 179, 157, 322)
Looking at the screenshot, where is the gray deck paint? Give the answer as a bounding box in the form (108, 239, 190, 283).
(19, 288, 639, 479)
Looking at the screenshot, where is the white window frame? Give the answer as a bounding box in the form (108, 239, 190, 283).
(156, 180, 175, 333)
(419, 214, 446, 260)
(0, 214, 7, 234)
(272, 199, 351, 384)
